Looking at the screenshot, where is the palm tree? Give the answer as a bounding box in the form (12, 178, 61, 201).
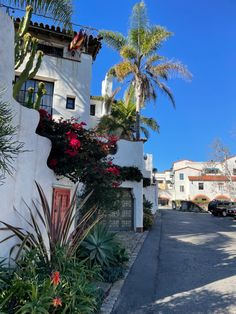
(99, 1, 191, 140)
(2, 0, 73, 25)
(97, 89, 159, 140)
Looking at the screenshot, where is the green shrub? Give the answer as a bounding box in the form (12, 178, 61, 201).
(143, 198, 154, 230)
(101, 265, 126, 283)
(0, 247, 102, 314)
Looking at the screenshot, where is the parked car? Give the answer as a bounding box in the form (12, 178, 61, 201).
(227, 206, 236, 217)
(208, 200, 236, 217)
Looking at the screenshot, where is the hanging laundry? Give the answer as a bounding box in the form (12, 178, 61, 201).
(68, 29, 85, 51)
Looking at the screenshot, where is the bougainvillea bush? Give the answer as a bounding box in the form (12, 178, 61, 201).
(37, 110, 122, 210)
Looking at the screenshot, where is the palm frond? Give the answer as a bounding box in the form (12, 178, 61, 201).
(141, 26, 172, 55)
(141, 117, 160, 132)
(120, 45, 138, 59)
(114, 61, 136, 81)
(140, 126, 149, 139)
(99, 30, 127, 52)
(130, 1, 149, 32)
(6, 0, 73, 26)
(149, 61, 192, 80)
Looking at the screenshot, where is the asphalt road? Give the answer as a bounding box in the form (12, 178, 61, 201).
(112, 209, 236, 314)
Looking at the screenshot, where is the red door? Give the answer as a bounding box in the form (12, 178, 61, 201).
(52, 188, 71, 225)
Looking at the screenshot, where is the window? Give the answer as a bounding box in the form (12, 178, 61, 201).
(37, 43, 63, 58)
(15, 77, 54, 114)
(180, 185, 184, 192)
(198, 182, 204, 190)
(233, 168, 236, 175)
(90, 104, 96, 116)
(179, 173, 184, 180)
(218, 183, 224, 191)
(66, 97, 75, 110)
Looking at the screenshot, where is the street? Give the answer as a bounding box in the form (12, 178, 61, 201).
(113, 210, 236, 314)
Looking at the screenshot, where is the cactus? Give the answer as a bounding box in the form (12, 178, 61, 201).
(25, 83, 47, 111)
(34, 82, 47, 110)
(13, 5, 44, 106)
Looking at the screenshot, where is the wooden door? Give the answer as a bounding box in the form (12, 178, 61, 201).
(52, 188, 71, 225)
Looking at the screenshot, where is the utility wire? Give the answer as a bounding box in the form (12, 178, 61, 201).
(0, 3, 99, 32)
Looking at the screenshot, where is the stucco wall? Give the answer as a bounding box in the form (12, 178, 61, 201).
(0, 12, 56, 259)
(143, 185, 158, 213)
(16, 51, 93, 123)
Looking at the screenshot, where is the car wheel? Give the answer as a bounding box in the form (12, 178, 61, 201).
(212, 212, 218, 216)
(222, 210, 227, 217)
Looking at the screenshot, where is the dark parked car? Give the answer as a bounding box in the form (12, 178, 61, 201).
(208, 200, 236, 217)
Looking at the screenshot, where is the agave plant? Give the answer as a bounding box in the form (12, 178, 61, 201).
(0, 182, 100, 265)
(79, 224, 118, 267)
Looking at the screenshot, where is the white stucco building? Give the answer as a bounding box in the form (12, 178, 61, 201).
(156, 158, 236, 208)
(0, 10, 157, 257)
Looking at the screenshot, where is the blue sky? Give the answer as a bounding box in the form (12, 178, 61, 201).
(10, 0, 236, 171)
(71, 0, 236, 171)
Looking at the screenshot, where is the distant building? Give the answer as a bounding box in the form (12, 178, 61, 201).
(155, 158, 236, 208)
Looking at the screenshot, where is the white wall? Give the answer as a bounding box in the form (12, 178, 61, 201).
(16, 52, 93, 123)
(0, 12, 56, 259)
(143, 185, 158, 213)
(112, 140, 144, 168)
(112, 140, 144, 231)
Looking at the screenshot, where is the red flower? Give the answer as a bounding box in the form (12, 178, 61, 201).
(112, 181, 121, 188)
(49, 158, 58, 168)
(106, 167, 120, 176)
(52, 297, 62, 307)
(38, 109, 52, 120)
(65, 149, 78, 157)
(51, 271, 60, 286)
(69, 138, 81, 149)
(72, 122, 87, 130)
(66, 131, 77, 140)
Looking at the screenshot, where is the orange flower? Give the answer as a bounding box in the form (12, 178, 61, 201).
(51, 271, 60, 286)
(52, 297, 62, 307)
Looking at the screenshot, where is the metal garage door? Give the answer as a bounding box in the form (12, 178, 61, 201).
(107, 188, 134, 231)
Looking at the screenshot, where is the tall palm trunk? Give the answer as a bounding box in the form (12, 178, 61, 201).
(135, 76, 142, 140)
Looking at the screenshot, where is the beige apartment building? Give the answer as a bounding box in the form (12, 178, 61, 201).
(155, 158, 236, 208)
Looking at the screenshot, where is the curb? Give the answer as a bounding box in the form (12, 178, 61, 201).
(99, 230, 149, 314)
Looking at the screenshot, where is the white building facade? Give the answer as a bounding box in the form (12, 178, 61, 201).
(156, 158, 236, 208)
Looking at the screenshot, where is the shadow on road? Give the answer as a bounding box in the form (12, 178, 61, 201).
(113, 210, 236, 314)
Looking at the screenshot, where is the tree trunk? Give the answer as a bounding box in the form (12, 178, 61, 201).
(135, 77, 142, 140)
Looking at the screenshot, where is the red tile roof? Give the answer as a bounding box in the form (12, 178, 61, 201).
(188, 175, 236, 182)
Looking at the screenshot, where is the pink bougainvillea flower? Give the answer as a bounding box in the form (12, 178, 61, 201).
(107, 161, 113, 166)
(51, 271, 60, 286)
(65, 149, 78, 157)
(65, 131, 77, 140)
(108, 135, 119, 144)
(106, 167, 120, 176)
(72, 121, 87, 130)
(69, 138, 81, 149)
(112, 181, 121, 188)
(49, 158, 58, 168)
(52, 297, 62, 307)
(38, 109, 52, 120)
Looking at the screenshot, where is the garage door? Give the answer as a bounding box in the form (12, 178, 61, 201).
(107, 188, 134, 231)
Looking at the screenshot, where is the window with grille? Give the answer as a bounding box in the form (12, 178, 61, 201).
(179, 173, 184, 180)
(15, 77, 54, 115)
